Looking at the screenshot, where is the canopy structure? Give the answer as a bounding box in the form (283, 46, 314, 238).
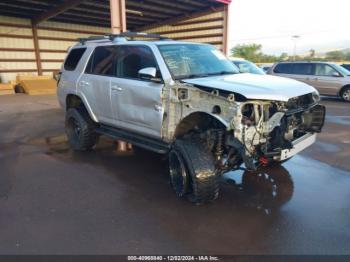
(0, 0, 231, 81)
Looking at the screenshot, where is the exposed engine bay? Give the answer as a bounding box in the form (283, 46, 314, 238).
(226, 94, 325, 170)
(164, 83, 326, 172)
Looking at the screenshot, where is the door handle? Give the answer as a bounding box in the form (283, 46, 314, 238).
(79, 81, 90, 86)
(111, 85, 123, 91)
(154, 104, 162, 112)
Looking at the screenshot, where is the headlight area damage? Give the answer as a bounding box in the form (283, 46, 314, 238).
(164, 84, 326, 172)
(226, 96, 325, 170)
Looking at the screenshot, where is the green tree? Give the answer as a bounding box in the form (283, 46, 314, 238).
(279, 52, 289, 61)
(231, 44, 263, 62)
(309, 49, 316, 59)
(345, 52, 350, 61)
(325, 50, 345, 61)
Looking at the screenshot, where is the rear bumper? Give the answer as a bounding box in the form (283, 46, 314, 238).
(277, 133, 317, 161)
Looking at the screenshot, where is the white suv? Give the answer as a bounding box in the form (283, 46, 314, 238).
(57, 33, 325, 204)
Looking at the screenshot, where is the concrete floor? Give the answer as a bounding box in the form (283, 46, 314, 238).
(0, 94, 349, 255)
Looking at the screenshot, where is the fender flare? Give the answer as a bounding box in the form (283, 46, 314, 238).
(66, 92, 99, 123)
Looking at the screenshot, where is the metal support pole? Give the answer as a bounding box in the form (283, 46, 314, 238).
(222, 4, 230, 55)
(110, 0, 126, 34)
(110, 0, 129, 152)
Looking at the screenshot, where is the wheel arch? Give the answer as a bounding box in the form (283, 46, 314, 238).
(66, 93, 99, 123)
(339, 84, 350, 96)
(174, 111, 228, 138)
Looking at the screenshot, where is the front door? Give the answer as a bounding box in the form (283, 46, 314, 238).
(111, 45, 164, 139)
(311, 63, 343, 95)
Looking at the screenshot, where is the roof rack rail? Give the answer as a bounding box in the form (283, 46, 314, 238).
(78, 32, 170, 45)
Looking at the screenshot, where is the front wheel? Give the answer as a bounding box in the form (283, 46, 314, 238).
(169, 137, 220, 204)
(341, 87, 350, 102)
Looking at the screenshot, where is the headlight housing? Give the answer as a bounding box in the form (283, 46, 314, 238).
(312, 91, 320, 103)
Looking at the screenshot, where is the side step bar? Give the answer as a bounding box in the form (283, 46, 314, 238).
(96, 125, 170, 154)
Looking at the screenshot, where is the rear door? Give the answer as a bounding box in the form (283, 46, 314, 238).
(58, 47, 87, 106)
(290, 63, 314, 86)
(110, 45, 164, 139)
(78, 45, 118, 124)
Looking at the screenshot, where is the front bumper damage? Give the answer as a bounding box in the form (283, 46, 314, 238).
(278, 132, 316, 161)
(226, 101, 326, 171)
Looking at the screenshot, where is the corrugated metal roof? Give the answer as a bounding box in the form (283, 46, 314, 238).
(0, 0, 229, 30)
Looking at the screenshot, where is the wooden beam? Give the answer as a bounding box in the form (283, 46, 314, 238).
(174, 17, 224, 26)
(31, 22, 42, 75)
(32, 0, 85, 25)
(155, 25, 223, 36)
(136, 6, 224, 32)
(0, 59, 64, 63)
(0, 48, 67, 53)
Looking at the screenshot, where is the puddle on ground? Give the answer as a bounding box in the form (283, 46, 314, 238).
(26, 134, 294, 214)
(326, 116, 350, 126)
(29, 134, 70, 154)
(28, 134, 136, 157)
(0, 173, 12, 199)
(223, 165, 294, 215)
(315, 141, 341, 153)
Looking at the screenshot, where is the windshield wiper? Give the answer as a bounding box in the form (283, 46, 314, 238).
(208, 71, 237, 76)
(178, 73, 210, 79)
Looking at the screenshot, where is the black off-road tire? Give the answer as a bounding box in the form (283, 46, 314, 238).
(65, 108, 98, 151)
(169, 137, 220, 204)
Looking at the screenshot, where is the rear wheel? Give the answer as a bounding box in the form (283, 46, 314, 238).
(169, 137, 220, 204)
(341, 87, 350, 102)
(65, 108, 98, 151)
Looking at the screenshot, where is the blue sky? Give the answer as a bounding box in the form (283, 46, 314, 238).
(228, 0, 350, 55)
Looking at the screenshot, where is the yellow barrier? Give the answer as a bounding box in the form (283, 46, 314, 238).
(0, 83, 15, 95)
(19, 79, 57, 95)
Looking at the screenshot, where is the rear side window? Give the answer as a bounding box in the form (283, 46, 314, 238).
(86, 46, 118, 76)
(274, 63, 292, 74)
(292, 63, 313, 75)
(64, 48, 86, 71)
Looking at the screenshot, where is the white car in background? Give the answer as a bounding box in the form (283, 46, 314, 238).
(231, 58, 265, 75)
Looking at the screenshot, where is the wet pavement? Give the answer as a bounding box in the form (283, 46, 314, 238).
(0, 94, 349, 255)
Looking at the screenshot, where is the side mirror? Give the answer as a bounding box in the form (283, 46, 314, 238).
(332, 72, 341, 77)
(138, 67, 158, 81)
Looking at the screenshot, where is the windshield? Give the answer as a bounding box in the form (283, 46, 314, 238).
(331, 63, 350, 76)
(158, 44, 239, 80)
(233, 60, 265, 75)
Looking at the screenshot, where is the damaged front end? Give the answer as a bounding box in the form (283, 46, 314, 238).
(225, 92, 326, 170)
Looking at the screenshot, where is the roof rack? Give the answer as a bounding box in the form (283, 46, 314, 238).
(78, 32, 170, 45)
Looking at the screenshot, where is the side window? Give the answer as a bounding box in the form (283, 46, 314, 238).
(292, 63, 313, 75)
(86, 46, 118, 76)
(274, 63, 292, 74)
(116, 45, 158, 80)
(315, 64, 337, 76)
(64, 48, 86, 71)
